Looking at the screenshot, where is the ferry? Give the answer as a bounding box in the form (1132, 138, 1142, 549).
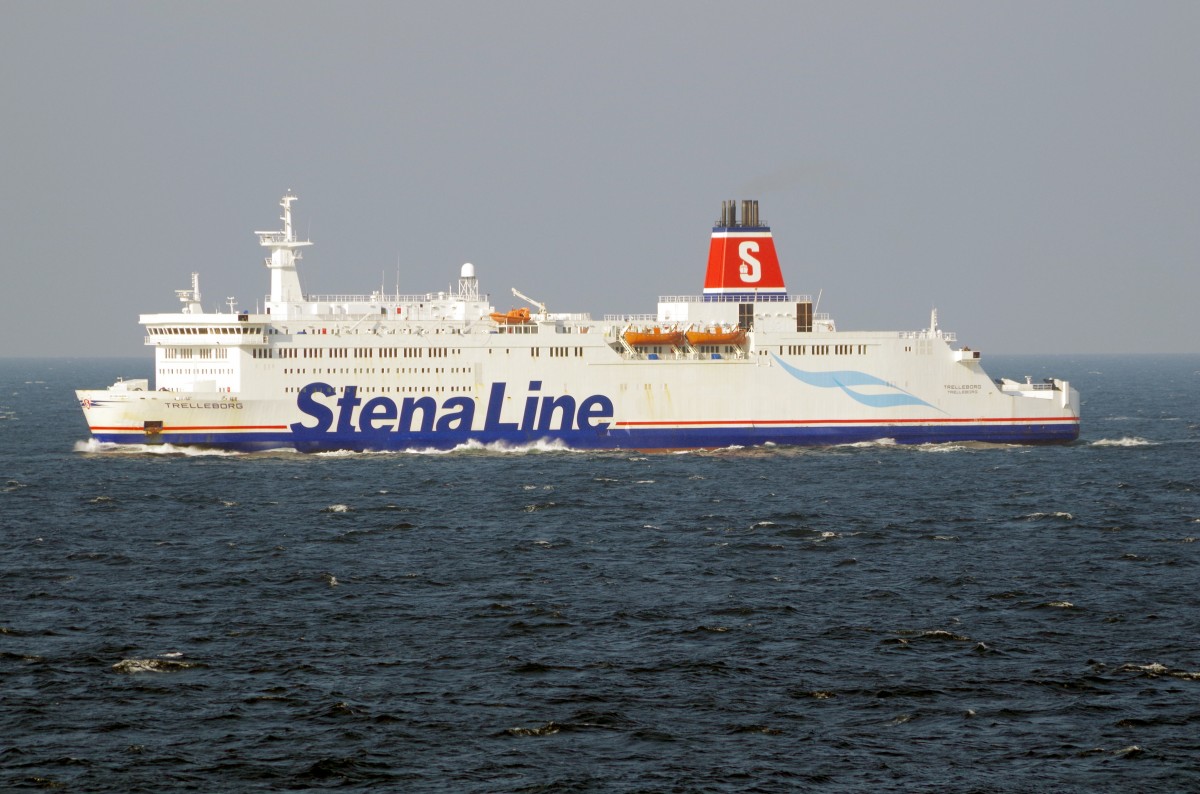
(76, 193, 1080, 451)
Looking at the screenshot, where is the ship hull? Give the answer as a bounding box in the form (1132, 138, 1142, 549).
(78, 374, 1080, 453)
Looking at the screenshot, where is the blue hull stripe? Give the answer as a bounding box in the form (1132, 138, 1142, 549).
(91, 421, 1080, 452)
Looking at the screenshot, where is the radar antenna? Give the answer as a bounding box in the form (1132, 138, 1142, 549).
(175, 273, 203, 314)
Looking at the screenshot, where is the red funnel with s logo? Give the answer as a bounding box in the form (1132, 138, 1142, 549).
(702, 199, 787, 297)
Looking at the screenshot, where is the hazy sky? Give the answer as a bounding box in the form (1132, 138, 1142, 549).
(4, 1, 1197, 357)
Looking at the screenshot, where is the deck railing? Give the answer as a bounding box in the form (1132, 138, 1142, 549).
(657, 293, 813, 304)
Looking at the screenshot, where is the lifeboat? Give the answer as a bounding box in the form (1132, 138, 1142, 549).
(490, 307, 531, 324)
(624, 327, 684, 347)
(685, 326, 747, 346)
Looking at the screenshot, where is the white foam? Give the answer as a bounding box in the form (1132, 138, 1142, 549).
(1025, 511, 1074, 521)
(1127, 662, 1169, 674)
(73, 439, 247, 456)
(1092, 437, 1156, 447)
(112, 657, 198, 673)
(917, 443, 969, 453)
(316, 448, 380, 457)
(402, 438, 584, 455)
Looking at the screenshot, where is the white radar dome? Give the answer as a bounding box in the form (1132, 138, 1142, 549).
(460, 262, 476, 279)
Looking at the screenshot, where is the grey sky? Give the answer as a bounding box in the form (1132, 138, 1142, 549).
(3, 1, 1197, 357)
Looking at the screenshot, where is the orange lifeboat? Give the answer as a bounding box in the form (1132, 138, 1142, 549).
(685, 326, 746, 346)
(490, 307, 531, 324)
(624, 327, 684, 347)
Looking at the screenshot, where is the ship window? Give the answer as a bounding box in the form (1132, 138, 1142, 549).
(796, 302, 813, 333)
(738, 303, 753, 331)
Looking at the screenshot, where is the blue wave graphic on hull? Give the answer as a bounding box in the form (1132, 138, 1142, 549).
(772, 355, 942, 411)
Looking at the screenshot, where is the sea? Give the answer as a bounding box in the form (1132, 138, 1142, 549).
(2, 355, 1198, 792)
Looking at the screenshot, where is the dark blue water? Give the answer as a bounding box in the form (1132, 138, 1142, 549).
(3, 355, 1199, 792)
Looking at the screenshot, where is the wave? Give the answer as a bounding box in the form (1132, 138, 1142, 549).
(73, 439, 260, 456)
(507, 722, 562, 737)
(315, 448, 389, 457)
(112, 656, 203, 674)
(1116, 662, 1200, 680)
(74, 437, 593, 458)
(1092, 437, 1157, 447)
(835, 439, 1014, 453)
(401, 438, 588, 455)
(916, 443, 969, 453)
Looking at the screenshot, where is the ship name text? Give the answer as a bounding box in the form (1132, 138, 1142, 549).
(290, 382, 614, 435)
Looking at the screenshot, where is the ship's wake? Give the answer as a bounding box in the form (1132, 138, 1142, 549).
(73, 439, 291, 457)
(1091, 437, 1157, 447)
(402, 438, 590, 456)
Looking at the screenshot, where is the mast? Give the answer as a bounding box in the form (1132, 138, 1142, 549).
(256, 192, 312, 318)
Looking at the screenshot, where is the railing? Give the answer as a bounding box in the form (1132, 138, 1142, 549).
(999, 378, 1058, 392)
(657, 293, 813, 303)
(603, 314, 657, 322)
(147, 336, 268, 346)
(899, 330, 958, 342)
(270, 292, 491, 305)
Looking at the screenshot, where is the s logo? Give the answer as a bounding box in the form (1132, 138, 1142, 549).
(738, 241, 761, 283)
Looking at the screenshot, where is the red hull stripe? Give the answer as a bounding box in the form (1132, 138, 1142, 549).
(90, 418, 1078, 432)
(89, 425, 289, 432)
(615, 417, 1079, 428)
